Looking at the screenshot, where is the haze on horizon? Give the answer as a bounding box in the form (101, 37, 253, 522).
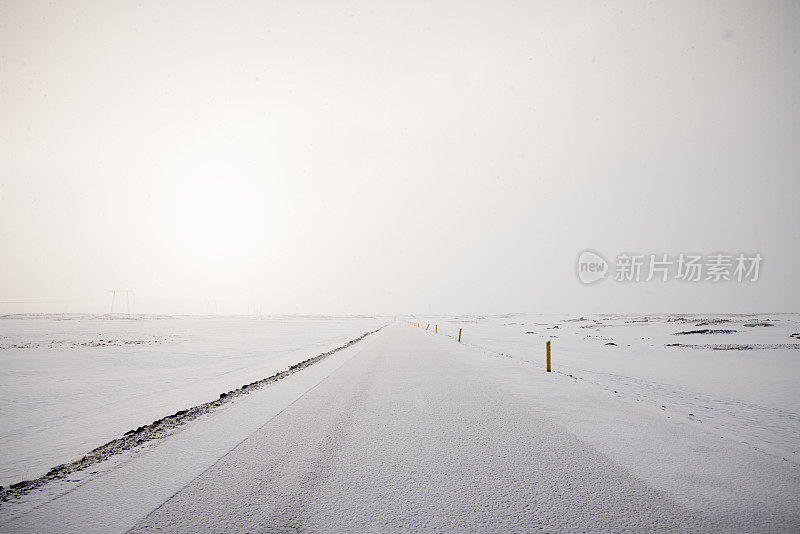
(1, 0, 798, 316)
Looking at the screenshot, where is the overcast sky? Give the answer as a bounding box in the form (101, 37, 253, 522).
(1, 0, 798, 315)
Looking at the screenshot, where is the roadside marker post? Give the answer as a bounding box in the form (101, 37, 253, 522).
(546, 340, 551, 372)
(426, 324, 429, 330)
(435, 325, 437, 333)
(458, 328, 462, 342)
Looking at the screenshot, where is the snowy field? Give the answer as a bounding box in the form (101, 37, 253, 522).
(411, 314, 800, 465)
(1, 318, 798, 531)
(0, 314, 387, 486)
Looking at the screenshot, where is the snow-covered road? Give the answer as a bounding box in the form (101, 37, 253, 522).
(128, 323, 793, 532)
(3, 323, 798, 532)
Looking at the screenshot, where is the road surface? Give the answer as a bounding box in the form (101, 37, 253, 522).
(127, 324, 714, 532)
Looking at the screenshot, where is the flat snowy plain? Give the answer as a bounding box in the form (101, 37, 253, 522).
(0, 314, 798, 532)
(411, 313, 800, 528)
(413, 313, 800, 464)
(0, 314, 387, 486)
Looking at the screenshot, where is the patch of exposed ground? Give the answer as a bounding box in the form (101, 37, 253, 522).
(673, 329, 738, 335)
(665, 343, 800, 350)
(0, 337, 172, 350)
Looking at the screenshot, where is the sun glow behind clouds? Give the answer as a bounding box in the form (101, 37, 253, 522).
(175, 180, 256, 258)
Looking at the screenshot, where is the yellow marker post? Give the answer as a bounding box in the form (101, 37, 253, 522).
(546, 340, 551, 372)
(458, 328, 462, 342)
(435, 325, 437, 333)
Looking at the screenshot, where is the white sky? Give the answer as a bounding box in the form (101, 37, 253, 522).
(1, 0, 798, 315)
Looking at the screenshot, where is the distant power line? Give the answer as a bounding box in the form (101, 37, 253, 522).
(109, 290, 133, 316)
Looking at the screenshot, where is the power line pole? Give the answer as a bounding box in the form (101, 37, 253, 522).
(109, 290, 133, 317)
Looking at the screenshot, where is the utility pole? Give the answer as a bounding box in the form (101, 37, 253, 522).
(109, 290, 133, 317)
